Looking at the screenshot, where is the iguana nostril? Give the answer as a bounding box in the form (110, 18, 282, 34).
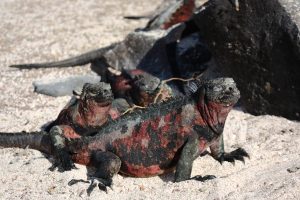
(229, 87, 233, 91)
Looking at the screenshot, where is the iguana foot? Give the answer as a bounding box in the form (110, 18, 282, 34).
(87, 177, 112, 195)
(49, 147, 77, 172)
(68, 179, 89, 185)
(68, 177, 112, 195)
(217, 148, 249, 165)
(191, 175, 216, 182)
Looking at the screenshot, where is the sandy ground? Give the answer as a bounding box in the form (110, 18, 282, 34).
(0, 0, 299, 199)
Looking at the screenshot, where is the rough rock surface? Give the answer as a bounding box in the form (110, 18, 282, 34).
(0, 0, 299, 200)
(193, 0, 300, 120)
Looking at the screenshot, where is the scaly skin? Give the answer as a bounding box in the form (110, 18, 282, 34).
(107, 69, 172, 107)
(128, 0, 240, 30)
(144, 0, 196, 30)
(45, 70, 165, 140)
(9, 1, 239, 71)
(45, 82, 115, 139)
(0, 77, 249, 194)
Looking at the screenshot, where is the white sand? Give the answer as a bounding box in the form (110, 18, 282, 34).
(0, 0, 299, 199)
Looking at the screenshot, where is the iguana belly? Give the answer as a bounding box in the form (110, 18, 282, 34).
(119, 162, 175, 177)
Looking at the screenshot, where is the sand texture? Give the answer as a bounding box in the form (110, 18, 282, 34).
(0, 0, 299, 199)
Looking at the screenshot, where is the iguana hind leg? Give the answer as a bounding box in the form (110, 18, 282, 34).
(69, 151, 121, 195)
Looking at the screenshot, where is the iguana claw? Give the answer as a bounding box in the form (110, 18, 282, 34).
(86, 179, 108, 195)
(191, 175, 216, 182)
(217, 148, 250, 165)
(68, 177, 112, 196)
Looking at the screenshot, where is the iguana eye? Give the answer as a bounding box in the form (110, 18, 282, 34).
(88, 87, 99, 95)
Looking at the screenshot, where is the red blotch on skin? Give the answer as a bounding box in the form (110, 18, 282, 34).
(197, 98, 233, 128)
(112, 76, 132, 92)
(113, 121, 151, 154)
(159, 129, 170, 148)
(74, 112, 86, 127)
(198, 139, 208, 153)
(71, 148, 91, 166)
(163, 0, 195, 29)
(160, 113, 171, 133)
(121, 162, 165, 177)
(150, 117, 160, 130)
(128, 69, 145, 76)
(61, 125, 81, 139)
(109, 108, 121, 120)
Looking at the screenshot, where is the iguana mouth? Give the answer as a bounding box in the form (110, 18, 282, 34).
(94, 93, 114, 103)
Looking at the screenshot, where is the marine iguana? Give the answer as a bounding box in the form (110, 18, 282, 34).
(125, 0, 196, 31)
(44, 82, 118, 139)
(44, 72, 170, 140)
(125, 0, 239, 30)
(0, 77, 249, 194)
(9, 0, 238, 71)
(107, 69, 172, 107)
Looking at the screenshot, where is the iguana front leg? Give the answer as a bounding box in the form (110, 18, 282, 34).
(210, 134, 249, 164)
(48, 126, 76, 172)
(175, 134, 215, 182)
(69, 151, 121, 195)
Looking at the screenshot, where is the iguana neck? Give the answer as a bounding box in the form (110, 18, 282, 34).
(197, 93, 232, 135)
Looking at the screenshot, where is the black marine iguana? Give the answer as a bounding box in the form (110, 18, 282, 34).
(9, 0, 239, 71)
(0, 77, 249, 194)
(125, 0, 196, 30)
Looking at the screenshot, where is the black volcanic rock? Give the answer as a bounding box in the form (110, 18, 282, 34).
(192, 0, 300, 120)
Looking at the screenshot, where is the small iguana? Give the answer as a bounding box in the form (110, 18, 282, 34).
(44, 72, 170, 139)
(125, 0, 196, 31)
(107, 69, 172, 107)
(125, 0, 240, 30)
(0, 77, 248, 194)
(44, 82, 119, 139)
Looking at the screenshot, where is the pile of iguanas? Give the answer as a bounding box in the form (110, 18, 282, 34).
(1, 0, 248, 196)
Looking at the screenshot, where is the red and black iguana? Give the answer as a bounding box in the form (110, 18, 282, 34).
(0, 77, 248, 194)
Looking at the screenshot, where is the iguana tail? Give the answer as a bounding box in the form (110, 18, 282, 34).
(9, 44, 116, 69)
(0, 131, 52, 154)
(123, 15, 151, 20)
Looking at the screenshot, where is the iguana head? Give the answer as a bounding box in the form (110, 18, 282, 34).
(196, 78, 240, 134)
(132, 72, 161, 95)
(128, 70, 162, 106)
(204, 78, 240, 106)
(80, 82, 114, 104)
